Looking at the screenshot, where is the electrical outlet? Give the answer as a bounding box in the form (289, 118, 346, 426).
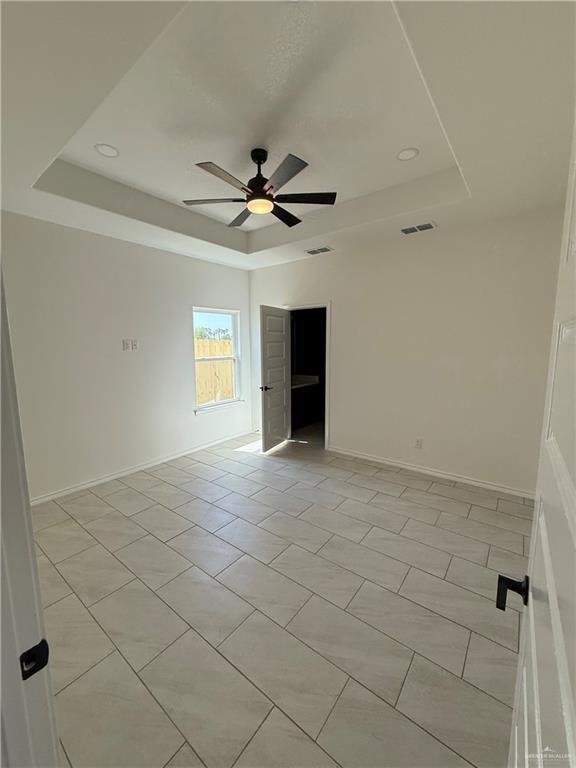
(122, 338, 139, 352)
(415, 438, 423, 449)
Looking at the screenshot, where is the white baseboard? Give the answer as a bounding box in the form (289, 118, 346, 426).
(33, 434, 534, 505)
(30, 430, 251, 505)
(326, 444, 534, 500)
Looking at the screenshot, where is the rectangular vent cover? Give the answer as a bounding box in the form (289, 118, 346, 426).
(305, 246, 334, 255)
(401, 222, 436, 235)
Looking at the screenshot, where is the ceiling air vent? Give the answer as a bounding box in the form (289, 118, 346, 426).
(401, 222, 436, 235)
(305, 246, 335, 255)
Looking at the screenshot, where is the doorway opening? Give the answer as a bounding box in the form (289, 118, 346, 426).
(290, 307, 327, 447)
(259, 303, 328, 453)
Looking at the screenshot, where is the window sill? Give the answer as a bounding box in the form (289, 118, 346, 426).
(193, 399, 245, 415)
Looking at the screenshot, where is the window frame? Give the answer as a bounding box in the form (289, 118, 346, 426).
(192, 306, 241, 410)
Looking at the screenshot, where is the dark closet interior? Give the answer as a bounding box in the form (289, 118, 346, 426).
(290, 307, 326, 442)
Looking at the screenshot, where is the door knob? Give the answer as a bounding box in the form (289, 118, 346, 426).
(259, 386, 273, 391)
(496, 574, 529, 611)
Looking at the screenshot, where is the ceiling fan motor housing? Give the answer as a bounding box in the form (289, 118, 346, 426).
(250, 147, 268, 167)
(247, 175, 269, 194)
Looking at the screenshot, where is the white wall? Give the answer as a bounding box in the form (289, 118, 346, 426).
(250, 208, 562, 495)
(3, 212, 252, 500)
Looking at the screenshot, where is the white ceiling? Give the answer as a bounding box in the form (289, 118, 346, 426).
(2, 2, 574, 270)
(59, 2, 457, 231)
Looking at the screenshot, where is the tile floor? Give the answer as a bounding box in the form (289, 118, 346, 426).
(33, 433, 533, 768)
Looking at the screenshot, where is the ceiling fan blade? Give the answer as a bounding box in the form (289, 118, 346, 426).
(271, 204, 301, 228)
(228, 208, 251, 227)
(182, 198, 244, 205)
(274, 192, 337, 205)
(264, 154, 308, 194)
(197, 162, 249, 193)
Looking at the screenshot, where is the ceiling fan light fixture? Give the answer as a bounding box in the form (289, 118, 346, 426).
(246, 196, 274, 215)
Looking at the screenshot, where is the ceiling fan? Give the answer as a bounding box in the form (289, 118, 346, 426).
(182, 148, 337, 228)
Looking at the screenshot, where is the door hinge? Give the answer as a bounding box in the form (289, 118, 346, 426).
(20, 638, 49, 680)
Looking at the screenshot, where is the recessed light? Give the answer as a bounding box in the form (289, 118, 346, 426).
(397, 147, 419, 161)
(94, 143, 119, 158)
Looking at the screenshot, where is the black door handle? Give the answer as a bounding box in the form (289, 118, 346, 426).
(259, 386, 273, 391)
(496, 574, 529, 611)
(20, 638, 49, 680)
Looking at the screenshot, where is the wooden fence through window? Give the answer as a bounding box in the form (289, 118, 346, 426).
(194, 338, 235, 405)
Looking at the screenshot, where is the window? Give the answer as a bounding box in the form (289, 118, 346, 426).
(193, 308, 240, 408)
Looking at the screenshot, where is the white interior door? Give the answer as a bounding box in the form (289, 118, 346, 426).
(1, 283, 59, 767)
(508, 114, 576, 766)
(260, 305, 291, 452)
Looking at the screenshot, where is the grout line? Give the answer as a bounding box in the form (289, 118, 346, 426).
(215, 607, 257, 649)
(32, 513, 77, 534)
(41, 588, 74, 611)
(395, 564, 412, 594)
(460, 631, 473, 679)
(44, 540, 100, 566)
(144, 556, 197, 591)
(283, 591, 317, 627)
(129, 623, 193, 676)
(229, 707, 275, 768)
(393, 649, 415, 708)
(396, 516, 411, 534)
(314, 675, 350, 751)
(76, 575, 140, 610)
(53, 648, 117, 697)
(342, 578, 366, 610)
(357, 525, 373, 545)
(160, 743, 194, 768)
(59, 739, 74, 768)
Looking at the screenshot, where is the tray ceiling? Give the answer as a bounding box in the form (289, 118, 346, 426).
(58, 2, 459, 232)
(3, 1, 573, 269)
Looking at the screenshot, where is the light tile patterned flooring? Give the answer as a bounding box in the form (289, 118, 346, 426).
(34, 433, 534, 768)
